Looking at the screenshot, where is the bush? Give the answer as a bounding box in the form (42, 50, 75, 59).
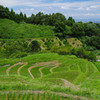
(56, 46, 73, 55)
(53, 46, 96, 61)
(29, 40, 41, 52)
(44, 40, 54, 50)
(74, 48, 96, 61)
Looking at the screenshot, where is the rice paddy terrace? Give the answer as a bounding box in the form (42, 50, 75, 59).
(0, 53, 100, 100)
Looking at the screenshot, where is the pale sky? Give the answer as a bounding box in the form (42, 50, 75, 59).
(0, 0, 100, 22)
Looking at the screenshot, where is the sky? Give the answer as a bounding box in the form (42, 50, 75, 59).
(0, 0, 100, 22)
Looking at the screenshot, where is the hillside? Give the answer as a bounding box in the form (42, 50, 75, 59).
(0, 53, 100, 99)
(0, 7, 100, 99)
(0, 18, 56, 39)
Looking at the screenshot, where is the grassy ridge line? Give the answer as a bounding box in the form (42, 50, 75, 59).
(6, 62, 23, 75)
(39, 63, 60, 77)
(50, 62, 61, 73)
(28, 60, 59, 78)
(9, 65, 22, 75)
(17, 62, 28, 75)
(28, 65, 36, 79)
(40, 66, 54, 76)
(39, 66, 50, 77)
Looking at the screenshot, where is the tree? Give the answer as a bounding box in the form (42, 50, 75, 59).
(23, 14, 27, 22)
(48, 13, 66, 26)
(0, 5, 10, 18)
(10, 9, 15, 21)
(86, 36, 100, 49)
(66, 17, 75, 26)
(84, 23, 98, 36)
(14, 14, 21, 23)
(55, 21, 66, 33)
(19, 12, 24, 22)
(71, 22, 85, 37)
(34, 12, 44, 25)
(29, 40, 41, 52)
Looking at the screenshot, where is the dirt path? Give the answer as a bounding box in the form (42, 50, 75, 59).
(6, 62, 24, 75)
(0, 90, 92, 100)
(17, 62, 28, 75)
(28, 65, 36, 79)
(39, 66, 47, 77)
(28, 60, 59, 79)
(61, 79, 80, 90)
(39, 65, 54, 77)
(49, 62, 61, 73)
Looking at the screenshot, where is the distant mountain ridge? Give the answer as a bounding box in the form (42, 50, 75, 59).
(75, 18, 100, 23)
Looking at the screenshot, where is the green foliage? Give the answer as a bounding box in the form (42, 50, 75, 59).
(44, 40, 54, 50)
(54, 21, 66, 33)
(29, 40, 41, 52)
(73, 48, 96, 61)
(10, 52, 27, 58)
(86, 36, 100, 49)
(52, 46, 96, 61)
(84, 23, 99, 36)
(71, 22, 85, 37)
(2, 40, 28, 58)
(66, 17, 75, 26)
(80, 36, 100, 49)
(56, 46, 73, 55)
(0, 5, 10, 19)
(0, 18, 55, 39)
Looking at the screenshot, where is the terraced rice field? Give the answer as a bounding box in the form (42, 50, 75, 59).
(0, 53, 100, 99)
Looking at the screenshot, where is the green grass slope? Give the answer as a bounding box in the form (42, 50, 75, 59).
(0, 53, 100, 99)
(95, 62, 100, 71)
(0, 18, 55, 39)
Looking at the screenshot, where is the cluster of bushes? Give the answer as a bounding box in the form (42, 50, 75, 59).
(0, 40, 41, 58)
(51, 46, 96, 61)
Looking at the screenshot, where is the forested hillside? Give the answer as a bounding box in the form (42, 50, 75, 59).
(0, 5, 100, 50)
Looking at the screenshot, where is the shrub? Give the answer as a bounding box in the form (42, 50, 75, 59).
(44, 40, 54, 50)
(56, 46, 73, 55)
(29, 40, 41, 52)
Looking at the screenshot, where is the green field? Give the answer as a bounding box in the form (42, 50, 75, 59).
(0, 53, 100, 99)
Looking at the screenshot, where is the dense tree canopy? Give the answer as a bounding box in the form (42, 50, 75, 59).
(71, 22, 85, 37)
(66, 17, 75, 26)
